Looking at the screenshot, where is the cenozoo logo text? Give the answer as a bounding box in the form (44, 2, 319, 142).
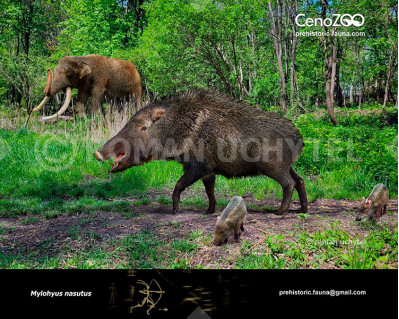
(295, 14, 365, 27)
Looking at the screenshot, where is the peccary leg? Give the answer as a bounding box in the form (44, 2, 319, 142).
(375, 207, 383, 219)
(290, 167, 308, 213)
(383, 205, 387, 216)
(267, 169, 295, 215)
(172, 171, 203, 214)
(202, 174, 216, 214)
(234, 226, 241, 242)
(240, 223, 244, 232)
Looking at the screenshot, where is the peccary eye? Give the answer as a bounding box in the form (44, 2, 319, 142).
(141, 126, 147, 131)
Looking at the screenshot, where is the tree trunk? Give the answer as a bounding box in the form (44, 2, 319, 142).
(322, 1, 339, 125)
(383, 49, 395, 107)
(349, 84, 353, 103)
(22, 0, 35, 59)
(324, 42, 338, 125)
(334, 39, 344, 107)
(268, 1, 288, 114)
(289, 0, 299, 107)
(380, 0, 398, 108)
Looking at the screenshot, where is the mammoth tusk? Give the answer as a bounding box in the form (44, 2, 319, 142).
(41, 87, 72, 121)
(32, 68, 53, 113)
(32, 96, 50, 112)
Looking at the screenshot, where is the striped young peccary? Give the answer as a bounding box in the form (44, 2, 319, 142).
(355, 184, 389, 221)
(94, 89, 308, 215)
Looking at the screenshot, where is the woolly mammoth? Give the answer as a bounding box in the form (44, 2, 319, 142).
(33, 54, 141, 121)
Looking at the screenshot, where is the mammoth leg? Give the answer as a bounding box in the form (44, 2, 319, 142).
(135, 86, 142, 112)
(202, 174, 216, 214)
(290, 167, 308, 213)
(172, 171, 203, 214)
(76, 90, 89, 117)
(91, 86, 106, 114)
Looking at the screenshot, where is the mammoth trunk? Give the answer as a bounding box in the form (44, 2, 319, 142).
(33, 68, 73, 121)
(44, 68, 53, 96)
(32, 68, 53, 113)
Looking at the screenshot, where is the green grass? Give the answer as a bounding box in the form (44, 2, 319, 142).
(0, 216, 396, 269)
(21, 217, 40, 225)
(237, 220, 398, 269)
(0, 107, 396, 220)
(171, 239, 197, 253)
(0, 106, 397, 269)
(0, 196, 133, 218)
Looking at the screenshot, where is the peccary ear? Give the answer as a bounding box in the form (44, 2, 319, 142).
(151, 108, 166, 123)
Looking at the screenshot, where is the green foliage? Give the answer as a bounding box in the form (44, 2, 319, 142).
(294, 109, 398, 198)
(122, 230, 165, 268)
(0, 0, 397, 271)
(238, 220, 397, 269)
(55, 0, 141, 58)
(0, 108, 396, 221)
(171, 239, 197, 253)
(21, 217, 40, 225)
(0, 0, 397, 111)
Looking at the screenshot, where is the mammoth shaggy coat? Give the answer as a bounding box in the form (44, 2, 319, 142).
(33, 54, 141, 121)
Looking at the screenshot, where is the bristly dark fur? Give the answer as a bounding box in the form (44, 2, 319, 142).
(97, 88, 308, 215)
(42, 54, 141, 116)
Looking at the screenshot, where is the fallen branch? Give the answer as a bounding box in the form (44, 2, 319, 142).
(253, 227, 268, 236)
(244, 226, 269, 253)
(39, 115, 74, 123)
(245, 236, 267, 254)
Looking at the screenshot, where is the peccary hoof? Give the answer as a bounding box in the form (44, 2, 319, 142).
(234, 232, 242, 240)
(299, 207, 308, 213)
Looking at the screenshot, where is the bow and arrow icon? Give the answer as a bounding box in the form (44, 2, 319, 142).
(130, 279, 167, 315)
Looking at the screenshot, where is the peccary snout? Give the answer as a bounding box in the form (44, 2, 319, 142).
(94, 108, 165, 173)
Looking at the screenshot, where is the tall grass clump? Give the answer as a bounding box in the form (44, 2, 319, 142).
(0, 105, 397, 217)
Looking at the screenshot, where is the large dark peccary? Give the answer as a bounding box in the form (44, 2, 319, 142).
(94, 89, 308, 215)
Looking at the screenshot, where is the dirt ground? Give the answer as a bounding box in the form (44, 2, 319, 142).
(0, 195, 397, 268)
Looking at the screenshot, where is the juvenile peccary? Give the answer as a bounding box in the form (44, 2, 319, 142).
(94, 89, 308, 215)
(214, 196, 246, 246)
(355, 184, 389, 221)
